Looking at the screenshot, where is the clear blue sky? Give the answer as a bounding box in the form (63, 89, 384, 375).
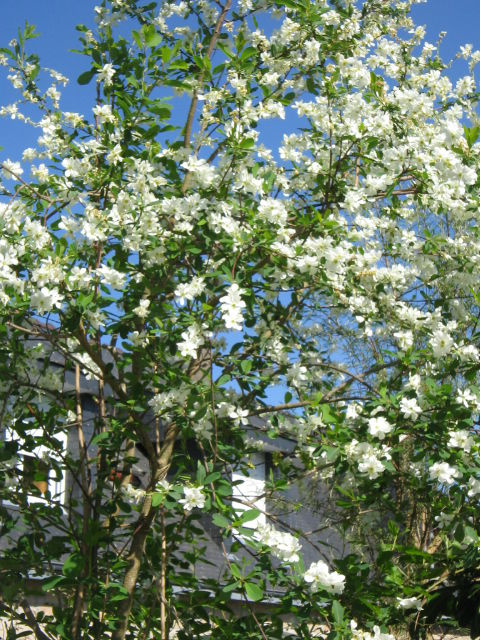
(0, 1, 479, 162)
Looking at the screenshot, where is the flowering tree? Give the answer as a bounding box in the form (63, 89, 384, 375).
(1, 0, 480, 638)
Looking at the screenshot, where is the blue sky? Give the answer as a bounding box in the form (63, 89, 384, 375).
(0, 1, 479, 162)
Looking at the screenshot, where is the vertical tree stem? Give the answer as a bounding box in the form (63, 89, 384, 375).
(112, 422, 178, 640)
(160, 508, 167, 640)
(182, 0, 232, 191)
(72, 364, 90, 640)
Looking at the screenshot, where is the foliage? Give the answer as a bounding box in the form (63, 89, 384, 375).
(0, 0, 480, 638)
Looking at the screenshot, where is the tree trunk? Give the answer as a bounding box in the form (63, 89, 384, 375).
(112, 422, 177, 640)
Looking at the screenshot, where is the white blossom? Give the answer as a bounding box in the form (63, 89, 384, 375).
(181, 156, 216, 189)
(93, 104, 116, 124)
(174, 276, 206, 306)
(179, 486, 206, 511)
(399, 397, 422, 420)
(97, 63, 116, 86)
(122, 484, 146, 504)
(367, 416, 393, 440)
(430, 328, 454, 358)
(2, 159, 23, 179)
(429, 461, 460, 485)
(133, 298, 150, 319)
(177, 324, 204, 359)
(456, 388, 479, 409)
(350, 620, 395, 640)
(435, 512, 454, 528)
(467, 477, 480, 497)
(30, 287, 64, 314)
(219, 283, 246, 331)
(448, 429, 474, 452)
(358, 454, 385, 480)
(255, 522, 301, 563)
(97, 265, 125, 290)
(304, 560, 345, 594)
(397, 597, 423, 611)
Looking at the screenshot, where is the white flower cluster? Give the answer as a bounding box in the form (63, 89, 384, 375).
(367, 416, 393, 440)
(255, 522, 301, 564)
(66, 339, 102, 381)
(399, 397, 422, 420)
(96, 264, 125, 290)
(429, 327, 455, 359)
(181, 156, 216, 189)
(92, 103, 116, 124)
(350, 620, 395, 640)
(468, 477, 480, 497)
(429, 461, 460, 486)
(435, 511, 454, 528)
(97, 63, 115, 87)
(304, 559, 345, 594)
(30, 286, 63, 314)
(346, 440, 391, 480)
(179, 486, 206, 511)
(448, 429, 474, 453)
(191, 414, 214, 440)
(133, 298, 150, 319)
(177, 324, 204, 359)
(219, 283, 246, 331)
(217, 401, 249, 425)
(397, 596, 423, 611)
(174, 276, 206, 306)
(148, 385, 189, 416)
(456, 387, 480, 410)
(257, 197, 288, 228)
(122, 484, 145, 505)
(5, 0, 480, 633)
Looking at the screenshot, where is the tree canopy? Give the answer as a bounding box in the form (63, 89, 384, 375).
(1, 0, 480, 638)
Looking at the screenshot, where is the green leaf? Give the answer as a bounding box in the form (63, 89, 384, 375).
(217, 43, 234, 59)
(222, 580, 241, 593)
(132, 30, 143, 49)
(215, 480, 232, 497)
(238, 138, 255, 150)
(196, 462, 206, 484)
(240, 46, 257, 62)
(90, 431, 110, 446)
(464, 125, 480, 149)
(193, 54, 211, 72)
(151, 492, 165, 507)
(230, 563, 242, 579)
(169, 60, 189, 70)
(150, 104, 172, 120)
(332, 600, 344, 625)
(320, 404, 337, 424)
(212, 513, 230, 528)
(142, 24, 162, 47)
(238, 509, 261, 524)
(160, 46, 172, 63)
(42, 576, 66, 592)
(204, 471, 222, 484)
(387, 520, 400, 537)
(240, 360, 253, 374)
(62, 552, 84, 578)
(245, 582, 263, 601)
(77, 69, 95, 85)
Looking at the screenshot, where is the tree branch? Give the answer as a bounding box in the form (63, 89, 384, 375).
(182, 0, 232, 165)
(112, 421, 178, 640)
